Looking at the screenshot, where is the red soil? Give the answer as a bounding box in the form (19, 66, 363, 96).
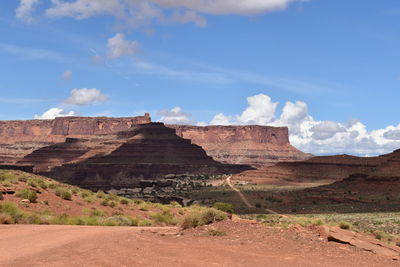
(0, 220, 398, 267)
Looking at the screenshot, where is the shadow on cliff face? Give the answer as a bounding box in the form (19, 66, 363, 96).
(31, 123, 254, 190)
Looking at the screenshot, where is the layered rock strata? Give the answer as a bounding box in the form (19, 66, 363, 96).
(0, 115, 310, 167)
(22, 123, 250, 190)
(0, 114, 151, 164)
(170, 125, 311, 167)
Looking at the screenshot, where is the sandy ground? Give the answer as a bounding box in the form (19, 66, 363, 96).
(0, 222, 398, 267)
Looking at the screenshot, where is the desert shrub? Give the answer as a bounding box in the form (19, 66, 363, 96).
(132, 199, 144, 205)
(207, 229, 226, 236)
(48, 183, 56, 189)
(169, 201, 182, 208)
(108, 201, 117, 208)
(0, 201, 24, 222)
(212, 202, 234, 214)
(181, 213, 202, 229)
(0, 193, 3, 200)
(15, 189, 38, 203)
(396, 242, 400, 247)
(17, 176, 28, 183)
(138, 219, 152, 226)
(105, 193, 119, 202)
(55, 187, 72, 200)
(200, 208, 227, 225)
(96, 191, 106, 199)
(101, 216, 138, 226)
(151, 211, 178, 225)
(91, 209, 106, 217)
(181, 207, 227, 229)
(37, 179, 48, 190)
(101, 200, 109, 206)
(27, 178, 39, 188)
(139, 202, 148, 211)
(339, 222, 350, 230)
(374, 232, 383, 240)
(83, 195, 97, 203)
(2, 182, 11, 187)
(120, 198, 129, 205)
(0, 213, 13, 224)
(43, 200, 49, 205)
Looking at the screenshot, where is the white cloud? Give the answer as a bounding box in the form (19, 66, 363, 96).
(16, 0, 40, 23)
(34, 107, 77, 119)
(46, 0, 123, 19)
(157, 107, 195, 125)
(107, 33, 139, 59)
(210, 94, 278, 125)
(62, 70, 72, 80)
(63, 88, 108, 106)
(40, 0, 302, 27)
(210, 94, 400, 156)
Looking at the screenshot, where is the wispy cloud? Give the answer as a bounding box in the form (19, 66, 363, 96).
(0, 43, 71, 62)
(130, 60, 232, 84)
(0, 97, 54, 104)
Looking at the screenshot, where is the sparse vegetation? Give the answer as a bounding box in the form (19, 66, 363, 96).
(212, 202, 234, 213)
(14, 189, 38, 203)
(207, 229, 227, 236)
(55, 187, 72, 200)
(181, 206, 227, 229)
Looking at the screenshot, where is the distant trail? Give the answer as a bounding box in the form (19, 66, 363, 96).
(226, 176, 288, 217)
(226, 176, 254, 208)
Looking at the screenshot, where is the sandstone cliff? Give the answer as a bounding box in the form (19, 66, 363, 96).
(0, 116, 309, 167)
(234, 149, 400, 184)
(30, 123, 250, 189)
(170, 125, 310, 167)
(0, 114, 151, 164)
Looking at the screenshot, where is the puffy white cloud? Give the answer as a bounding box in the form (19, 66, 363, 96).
(39, 0, 301, 27)
(210, 94, 278, 125)
(383, 129, 400, 140)
(34, 107, 77, 119)
(310, 121, 346, 140)
(209, 94, 400, 156)
(210, 113, 234, 125)
(63, 88, 108, 106)
(15, 0, 40, 23)
(62, 70, 72, 80)
(107, 33, 139, 59)
(157, 107, 195, 125)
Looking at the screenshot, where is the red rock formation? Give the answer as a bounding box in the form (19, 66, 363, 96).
(0, 115, 309, 168)
(234, 149, 400, 184)
(31, 123, 251, 189)
(0, 114, 151, 164)
(170, 125, 310, 167)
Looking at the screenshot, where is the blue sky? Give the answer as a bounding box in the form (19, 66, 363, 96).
(1, 0, 400, 155)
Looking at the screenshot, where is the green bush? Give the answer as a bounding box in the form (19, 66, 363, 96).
(91, 209, 106, 217)
(55, 187, 72, 200)
(120, 198, 129, 205)
(37, 179, 48, 189)
(339, 222, 350, 230)
(181, 207, 227, 229)
(27, 178, 38, 188)
(15, 189, 38, 203)
(212, 202, 234, 213)
(151, 211, 178, 225)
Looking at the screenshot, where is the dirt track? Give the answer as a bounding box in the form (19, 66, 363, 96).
(1, 223, 398, 267)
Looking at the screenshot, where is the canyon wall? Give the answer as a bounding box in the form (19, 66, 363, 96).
(0, 114, 151, 164)
(170, 125, 310, 167)
(0, 115, 310, 167)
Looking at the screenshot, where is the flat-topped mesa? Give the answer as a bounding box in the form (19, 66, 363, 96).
(169, 125, 310, 168)
(38, 123, 250, 189)
(0, 114, 151, 164)
(233, 149, 400, 185)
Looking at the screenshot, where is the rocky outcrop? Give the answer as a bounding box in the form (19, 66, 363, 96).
(0, 114, 151, 164)
(234, 149, 400, 184)
(170, 125, 311, 167)
(23, 123, 250, 190)
(0, 116, 309, 168)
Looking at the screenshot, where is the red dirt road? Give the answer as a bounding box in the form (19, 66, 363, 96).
(0, 222, 398, 267)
